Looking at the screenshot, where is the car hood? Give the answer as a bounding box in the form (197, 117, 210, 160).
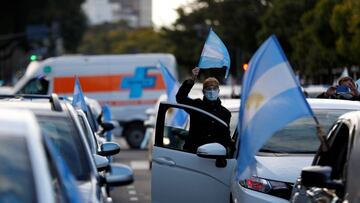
(255, 154, 314, 183)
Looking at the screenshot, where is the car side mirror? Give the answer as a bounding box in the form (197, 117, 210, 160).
(197, 143, 227, 168)
(105, 163, 134, 187)
(101, 121, 115, 132)
(94, 154, 109, 171)
(301, 166, 332, 188)
(301, 166, 344, 190)
(98, 142, 120, 156)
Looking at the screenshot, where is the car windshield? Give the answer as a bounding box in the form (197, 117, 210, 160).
(260, 109, 351, 153)
(36, 115, 91, 180)
(0, 136, 37, 203)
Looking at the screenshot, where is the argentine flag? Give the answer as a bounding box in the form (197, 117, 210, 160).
(237, 35, 316, 178)
(198, 28, 231, 79)
(158, 62, 188, 128)
(72, 76, 89, 112)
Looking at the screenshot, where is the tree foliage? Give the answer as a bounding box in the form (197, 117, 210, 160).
(330, 0, 360, 65)
(78, 24, 174, 54)
(0, 0, 86, 52)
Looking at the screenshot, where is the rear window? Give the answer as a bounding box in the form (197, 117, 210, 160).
(0, 136, 37, 203)
(36, 116, 91, 180)
(260, 109, 352, 153)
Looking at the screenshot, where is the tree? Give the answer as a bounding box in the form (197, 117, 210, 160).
(330, 0, 360, 66)
(257, 0, 317, 69)
(162, 0, 268, 79)
(0, 0, 86, 52)
(78, 24, 174, 54)
(291, 0, 341, 83)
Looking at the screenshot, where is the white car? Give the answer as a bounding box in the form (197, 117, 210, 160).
(151, 98, 360, 203)
(0, 108, 82, 203)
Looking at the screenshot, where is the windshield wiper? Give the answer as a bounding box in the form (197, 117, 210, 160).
(259, 149, 286, 153)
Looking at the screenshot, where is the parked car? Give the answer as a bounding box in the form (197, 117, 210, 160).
(6, 54, 178, 148)
(151, 98, 360, 203)
(0, 108, 82, 203)
(0, 94, 133, 203)
(290, 110, 360, 203)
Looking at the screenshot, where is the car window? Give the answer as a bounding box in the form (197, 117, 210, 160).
(77, 114, 97, 154)
(44, 147, 67, 203)
(0, 136, 37, 203)
(260, 109, 351, 154)
(18, 78, 49, 95)
(318, 123, 350, 179)
(161, 106, 230, 154)
(36, 115, 91, 181)
(162, 108, 190, 150)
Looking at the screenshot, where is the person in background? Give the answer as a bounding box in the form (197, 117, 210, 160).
(176, 67, 233, 153)
(317, 76, 360, 100)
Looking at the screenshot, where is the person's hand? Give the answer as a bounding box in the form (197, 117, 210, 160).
(325, 86, 336, 97)
(192, 67, 200, 80)
(348, 82, 360, 96)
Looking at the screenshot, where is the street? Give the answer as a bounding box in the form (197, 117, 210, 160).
(111, 138, 151, 203)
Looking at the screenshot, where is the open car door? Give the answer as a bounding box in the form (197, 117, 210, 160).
(151, 102, 236, 203)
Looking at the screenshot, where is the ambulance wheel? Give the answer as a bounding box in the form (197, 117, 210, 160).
(124, 122, 145, 149)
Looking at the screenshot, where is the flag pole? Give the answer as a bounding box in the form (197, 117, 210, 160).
(313, 116, 329, 152)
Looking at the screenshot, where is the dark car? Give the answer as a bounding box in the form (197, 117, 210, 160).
(290, 110, 360, 203)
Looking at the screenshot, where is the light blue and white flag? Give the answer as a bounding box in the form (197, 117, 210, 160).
(198, 28, 231, 79)
(72, 76, 88, 112)
(158, 62, 188, 128)
(237, 35, 317, 179)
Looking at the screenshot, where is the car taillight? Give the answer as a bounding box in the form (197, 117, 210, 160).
(239, 176, 293, 200)
(240, 176, 271, 193)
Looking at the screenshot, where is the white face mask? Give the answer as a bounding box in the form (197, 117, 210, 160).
(204, 90, 219, 101)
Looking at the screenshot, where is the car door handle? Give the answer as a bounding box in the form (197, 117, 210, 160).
(154, 157, 176, 166)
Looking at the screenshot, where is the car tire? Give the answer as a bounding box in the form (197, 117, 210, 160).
(124, 122, 145, 149)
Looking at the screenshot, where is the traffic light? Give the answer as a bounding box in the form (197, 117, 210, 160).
(30, 54, 38, 61)
(243, 63, 249, 71)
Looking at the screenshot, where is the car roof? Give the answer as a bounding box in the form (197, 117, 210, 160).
(0, 98, 70, 117)
(0, 108, 41, 137)
(307, 98, 360, 110)
(219, 98, 360, 113)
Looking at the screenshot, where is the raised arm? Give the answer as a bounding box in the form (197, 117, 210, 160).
(176, 67, 200, 105)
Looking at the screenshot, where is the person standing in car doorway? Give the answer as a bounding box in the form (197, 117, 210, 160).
(176, 67, 232, 153)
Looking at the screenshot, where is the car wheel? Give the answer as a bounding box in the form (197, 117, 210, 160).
(124, 122, 145, 149)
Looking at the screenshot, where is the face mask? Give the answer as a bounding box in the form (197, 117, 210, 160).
(204, 90, 219, 101)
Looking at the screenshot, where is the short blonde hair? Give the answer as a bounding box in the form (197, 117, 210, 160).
(203, 77, 219, 89)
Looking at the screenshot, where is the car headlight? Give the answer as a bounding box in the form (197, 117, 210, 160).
(239, 176, 293, 200)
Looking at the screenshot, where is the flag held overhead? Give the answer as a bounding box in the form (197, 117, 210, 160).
(236, 35, 317, 179)
(198, 28, 231, 79)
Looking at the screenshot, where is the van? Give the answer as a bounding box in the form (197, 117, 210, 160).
(9, 53, 178, 148)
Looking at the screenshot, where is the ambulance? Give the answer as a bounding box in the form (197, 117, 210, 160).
(9, 53, 178, 148)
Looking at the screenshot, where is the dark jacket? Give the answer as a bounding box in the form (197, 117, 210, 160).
(176, 79, 232, 153)
(317, 92, 360, 100)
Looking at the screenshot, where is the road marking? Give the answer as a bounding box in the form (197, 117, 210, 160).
(129, 197, 139, 201)
(130, 160, 149, 170)
(127, 185, 135, 189)
(128, 190, 137, 195)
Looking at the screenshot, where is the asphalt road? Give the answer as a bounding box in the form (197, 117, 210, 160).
(111, 138, 151, 203)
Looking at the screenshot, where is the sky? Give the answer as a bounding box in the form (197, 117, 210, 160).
(152, 0, 194, 28)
